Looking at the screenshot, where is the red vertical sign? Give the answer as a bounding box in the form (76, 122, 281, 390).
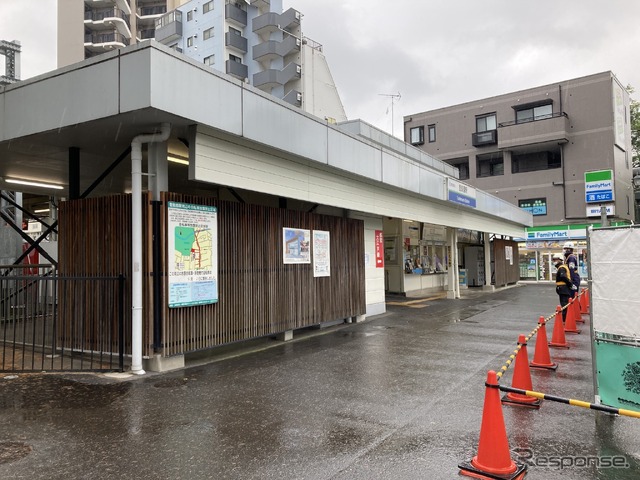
(374, 230, 384, 268)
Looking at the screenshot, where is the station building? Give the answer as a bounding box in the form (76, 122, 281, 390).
(0, 42, 530, 372)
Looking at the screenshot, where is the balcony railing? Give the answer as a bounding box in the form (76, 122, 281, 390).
(225, 2, 247, 27)
(498, 112, 569, 150)
(225, 31, 248, 53)
(138, 5, 167, 17)
(472, 129, 497, 147)
(84, 32, 130, 46)
(226, 60, 248, 79)
(84, 7, 130, 23)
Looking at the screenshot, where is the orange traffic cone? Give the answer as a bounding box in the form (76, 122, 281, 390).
(573, 294, 585, 323)
(530, 316, 558, 370)
(502, 335, 542, 408)
(549, 305, 569, 349)
(582, 288, 590, 314)
(459, 371, 527, 479)
(564, 298, 581, 334)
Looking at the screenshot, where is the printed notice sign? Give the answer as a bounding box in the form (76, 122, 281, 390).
(313, 230, 330, 277)
(167, 202, 218, 308)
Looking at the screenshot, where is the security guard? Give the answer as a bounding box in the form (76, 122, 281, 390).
(553, 253, 573, 323)
(563, 241, 580, 298)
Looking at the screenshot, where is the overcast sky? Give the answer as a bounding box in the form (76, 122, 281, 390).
(3, 0, 639, 139)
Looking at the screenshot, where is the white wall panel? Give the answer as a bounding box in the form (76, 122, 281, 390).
(419, 169, 447, 200)
(327, 129, 382, 181)
(120, 48, 243, 135)
(2, 58, 119, 140)
(382, 151, 420, 193)
(243, 92, 328, 164)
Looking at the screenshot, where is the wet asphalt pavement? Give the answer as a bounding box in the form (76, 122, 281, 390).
(1, 283, 639, 479)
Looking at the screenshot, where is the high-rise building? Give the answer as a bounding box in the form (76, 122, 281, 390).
(153, 0, 346, 120)
(57, 0, 190, 68)
(404, 71, 634, 281)
(57, 0, 346, 121)
(0, 39, 21, 85)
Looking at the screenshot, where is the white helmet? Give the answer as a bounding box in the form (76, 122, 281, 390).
(563, 241, 574, 249)
(552, 253, 563, 261)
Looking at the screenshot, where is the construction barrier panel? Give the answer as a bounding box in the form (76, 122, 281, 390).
(588, 225, 640, 413)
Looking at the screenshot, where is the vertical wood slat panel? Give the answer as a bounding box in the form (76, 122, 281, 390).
(161, 193, 365, 356)
(59, 193, 366, 359)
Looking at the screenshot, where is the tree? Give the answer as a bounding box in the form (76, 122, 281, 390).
(628, 85, 639, 168)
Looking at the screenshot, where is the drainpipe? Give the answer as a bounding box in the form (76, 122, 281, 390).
(130, 123, 171, 375)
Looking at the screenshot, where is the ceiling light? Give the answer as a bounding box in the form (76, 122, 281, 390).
(168, 155, 189, 165)
(34, 208, 51, 214)
(4, 178, 64, 190)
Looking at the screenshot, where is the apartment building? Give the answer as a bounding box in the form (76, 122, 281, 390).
(404, 72, 634, 281)
(153, 0, 346, 119)
(57, 0, 190, 67)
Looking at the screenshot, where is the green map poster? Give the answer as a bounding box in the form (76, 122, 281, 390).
(595, 341, 640, 412)
(167, 202, 218, 308)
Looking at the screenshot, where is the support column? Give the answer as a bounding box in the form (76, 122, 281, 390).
(483, 232, 494, 291)
(447, 227, 460, 299)
(148, 142, 168, 201)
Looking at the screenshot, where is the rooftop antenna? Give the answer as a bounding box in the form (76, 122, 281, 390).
(379, 92, 401, 136)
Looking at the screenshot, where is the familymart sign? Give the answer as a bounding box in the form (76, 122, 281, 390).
(585, 169, 614, 204)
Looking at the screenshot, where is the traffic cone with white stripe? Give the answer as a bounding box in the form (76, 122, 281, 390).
(459, 370, 527, 479)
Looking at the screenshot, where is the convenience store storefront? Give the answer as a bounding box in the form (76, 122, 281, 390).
(517, 223, 628, 282)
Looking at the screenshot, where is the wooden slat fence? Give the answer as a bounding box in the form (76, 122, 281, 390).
(58, 193, 365, 359)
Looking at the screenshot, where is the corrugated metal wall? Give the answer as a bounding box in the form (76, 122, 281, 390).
(493, 238, 520, 287)
(59, 193, 366, 358)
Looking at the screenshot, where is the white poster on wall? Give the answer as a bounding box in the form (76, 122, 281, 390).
(612, 81, 626, 149)
(313, 230, 330, 277)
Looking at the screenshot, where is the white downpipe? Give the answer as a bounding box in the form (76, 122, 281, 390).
(130, 123, 171, 375)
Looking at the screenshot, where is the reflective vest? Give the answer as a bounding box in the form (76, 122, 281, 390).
(555, 264, 570, 286)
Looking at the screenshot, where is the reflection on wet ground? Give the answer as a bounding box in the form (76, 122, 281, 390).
(0, 284, 638, 479)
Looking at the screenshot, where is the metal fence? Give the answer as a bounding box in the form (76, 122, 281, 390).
(0, 266, 125, 372)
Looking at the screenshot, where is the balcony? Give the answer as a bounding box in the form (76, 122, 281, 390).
(249, 0, 270, 10)
(84, 31, 130, 52)
(84, 7, 132, 37)
(137, 4, 167, 26)
(282, 89, 302, 107)
(225, 31, 248, 53)
(155, 10, 182, 44)
(226, 59, 248, 80)
(471, 129, 497, 147)
(252, 35, 300, 63)
(252, 61, 300, 89)
(498, 112, 569, 150)
(225, 3, 247, 27)
(253, 8, 300, 37)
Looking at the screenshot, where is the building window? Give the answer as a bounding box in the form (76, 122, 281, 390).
(446, 157, 469, 180)
(187, 36, 195, 47)
(203, 27, 214, 40)
(410, 126, 424, 145)
(512, 150, 561, 173)
(229, 54, 242, 63)
(204, 54, 215, 66)
(519, 198, 547, 216)
(515, 103, 552, 123)
(229, 27, 241, 36)
(476, 152, 504, 177)
(203, 1, 214, 13)
(187, 10, 194, 21)
(476, 113, 496, 132)
(428, 124, 436, 142)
